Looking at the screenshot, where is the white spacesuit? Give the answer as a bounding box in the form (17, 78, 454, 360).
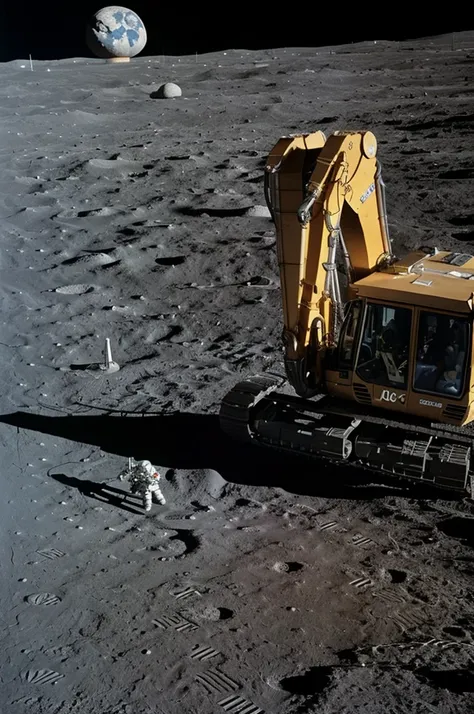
(119, 459, 166, 511)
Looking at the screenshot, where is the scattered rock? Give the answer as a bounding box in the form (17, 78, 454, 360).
(152, 82, 182, 99)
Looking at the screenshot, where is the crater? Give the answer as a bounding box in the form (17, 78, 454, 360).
(177, 206, 251, 218)
(416, 667, 474, 693)
(272, 561, 304, 573)
(452, 231, 474, 241)
(54, 284, 94, 295)
(448, 214, 474, 226)
(442, 626, 466, 638)
(155, 256, 186, 266)
(438, 168, 474, 179)
(279, 666, 333, 694)
(437, 516, 474, 547)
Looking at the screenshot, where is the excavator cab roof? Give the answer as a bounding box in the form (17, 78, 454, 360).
(355, 250, 474, 314)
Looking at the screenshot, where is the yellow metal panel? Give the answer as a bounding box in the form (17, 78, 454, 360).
(356, 272, 474, 313)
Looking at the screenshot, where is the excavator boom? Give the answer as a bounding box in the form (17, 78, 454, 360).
(265, 131, 392, 396)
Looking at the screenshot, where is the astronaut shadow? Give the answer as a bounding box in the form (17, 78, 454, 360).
(49, 472, 144, 514)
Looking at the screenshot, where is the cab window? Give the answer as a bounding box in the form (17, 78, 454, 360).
(356, 303, 412, 389)
(414, 312, 469, 398)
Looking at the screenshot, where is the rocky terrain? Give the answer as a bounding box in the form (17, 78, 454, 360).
(1, 32, 474, 713)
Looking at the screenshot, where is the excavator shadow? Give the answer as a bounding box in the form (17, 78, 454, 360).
(0, 410, 453, 502)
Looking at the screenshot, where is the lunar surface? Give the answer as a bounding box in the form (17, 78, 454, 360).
(1, 32, 474, 714)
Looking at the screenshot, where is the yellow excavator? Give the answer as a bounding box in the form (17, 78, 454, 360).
(219, 130, 474, 496)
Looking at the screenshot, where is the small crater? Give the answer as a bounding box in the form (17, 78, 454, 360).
(443, 626, 466, 638)
(273, 562, 290, 572)
(235, 498, 252, 507)
(272, 561, 303, 573)
(449, 214, 474, 226)
(388, 569, 407, 583)
(178, 206, 251, 218)
(286, 561, 304, 572)
(77, 207, 115, 217)
(244, 275, 272, 286)
(196, 606, 234, 622)
(452, 231, 474, 241)
(53, 284, 94, 295)
(437, 516, 474, 547)
(172, 529, 200, 556)
(416, 667, 474, 693)
(147, 539, 186, 557)
(60, 253, 117, 267)
(155, 256, 186, 266)
(279, 666, 333, 694)
(190, 501, 213, 512)
(336, 648, 359, 665)
(164, 154, 191, 161)
(319, 115, 339, 124)
(438, 168, 474, 180)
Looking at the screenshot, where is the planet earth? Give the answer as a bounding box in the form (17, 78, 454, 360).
(86, 5, 147, 59)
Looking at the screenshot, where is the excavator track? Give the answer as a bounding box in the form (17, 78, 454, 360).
(220, 374, 473, 497)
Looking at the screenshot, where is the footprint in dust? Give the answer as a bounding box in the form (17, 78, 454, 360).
(36, 547, 66, 560)
(21, 669, 64, 685)
(43, 645, 72, 659)
(26, 593, 62, 606)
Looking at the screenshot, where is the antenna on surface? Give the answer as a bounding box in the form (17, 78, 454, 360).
(100, 338, 120, 373)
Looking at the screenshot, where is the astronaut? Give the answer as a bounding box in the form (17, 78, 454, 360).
(119, 459, 166, 512)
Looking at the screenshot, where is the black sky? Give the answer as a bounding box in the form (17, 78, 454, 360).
(0, 4, 469, 62)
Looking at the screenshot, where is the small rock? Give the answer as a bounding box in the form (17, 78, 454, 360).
(152, 82, 182, 99)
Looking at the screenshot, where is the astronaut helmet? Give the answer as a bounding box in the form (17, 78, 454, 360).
(139, 460, 153, 471)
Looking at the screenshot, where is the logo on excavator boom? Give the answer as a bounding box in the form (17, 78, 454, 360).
(360, 183, 375, 203)
(378, 389, 406, 404)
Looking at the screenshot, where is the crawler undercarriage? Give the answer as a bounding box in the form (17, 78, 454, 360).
(220, 374, 473, 497)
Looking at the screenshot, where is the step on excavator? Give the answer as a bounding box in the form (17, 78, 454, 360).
(219, 130, 474, 496)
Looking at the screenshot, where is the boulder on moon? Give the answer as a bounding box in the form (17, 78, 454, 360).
(86, 6, 147, 60)
(152, 82, 182, 99)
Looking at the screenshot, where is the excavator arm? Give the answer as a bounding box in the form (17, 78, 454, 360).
(265, 130, 393, 396)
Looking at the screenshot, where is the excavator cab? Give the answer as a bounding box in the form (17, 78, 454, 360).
(329, 298, 472, 426)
